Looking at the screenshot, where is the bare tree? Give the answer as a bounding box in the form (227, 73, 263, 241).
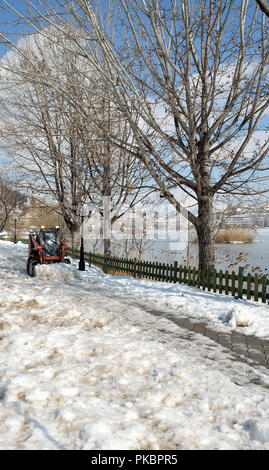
(85, 100, 153, 255)
(255, 0, 269, 17)
(0, 47, 89, 247)
(61, 0, 269, 270)
(0, 0, 268, 270)
(0, 26, 153, 255)
(0, 175, 23, 232)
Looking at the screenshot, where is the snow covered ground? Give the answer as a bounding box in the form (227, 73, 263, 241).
(1, 240, 269, 450)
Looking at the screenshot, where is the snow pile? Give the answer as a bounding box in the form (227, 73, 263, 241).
(218, 305, 254, 328)
(1, 241, 269, 449)
(35, 263, 80, 281)
(1, 292, 269, 450)
(92, 272, 269, 338)
(245, 418, 269, 444)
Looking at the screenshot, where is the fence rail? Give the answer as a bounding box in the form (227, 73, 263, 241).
(79, 251, 269, 304)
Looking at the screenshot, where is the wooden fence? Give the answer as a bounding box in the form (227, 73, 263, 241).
(82, 251, 269, 304)
(2, 240, 264, 304)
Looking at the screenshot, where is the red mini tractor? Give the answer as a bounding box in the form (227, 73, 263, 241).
(27, 227, 70, 277)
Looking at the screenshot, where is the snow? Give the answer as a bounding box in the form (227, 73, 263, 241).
(35, 263, 80, 281)
(0, 240, 269, 450)
(82, 262, 269, 339)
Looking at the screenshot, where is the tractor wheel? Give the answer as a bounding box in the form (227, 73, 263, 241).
(26, 259, 31, 275)
(29, 259, 38, 277)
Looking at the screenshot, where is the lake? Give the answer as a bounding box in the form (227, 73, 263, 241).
(146, 228, 269, 275)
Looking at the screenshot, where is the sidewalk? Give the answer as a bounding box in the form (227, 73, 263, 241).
(176, 316, 269, 369)
(135, 301, 269, 369)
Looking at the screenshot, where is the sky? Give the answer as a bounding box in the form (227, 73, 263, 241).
(0, 0, 268, 199)
(0, 1, 30, 57)
(0, 0, 67, 57)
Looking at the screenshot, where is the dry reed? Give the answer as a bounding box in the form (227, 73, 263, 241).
(214, 230, 255, 244)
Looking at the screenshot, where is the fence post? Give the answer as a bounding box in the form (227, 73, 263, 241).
(261, 275, 267, 304)
(246, 273, 252, 300)
(231, 271, 236, 297)
(254, 273, 259, 302)
(103, 255, 107, 274)
(225, 270, 229, 295)
(133, 258, 137, 278)
(89, 252, 92, 267)
(237, 266, 244, 299)
(173, 261, 178, 283)
(218, 269, 223, 294)
(213, 269, 217, 292)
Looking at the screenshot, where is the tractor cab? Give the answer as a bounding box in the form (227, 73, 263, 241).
(27, 226, 70, 277)
(36, 228, 61, 257)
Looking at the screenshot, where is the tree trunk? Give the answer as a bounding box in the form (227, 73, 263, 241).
(103, 150, 111, 256)
(104, 237, 111, 257)
(196, 196, 215, 271)
(70, 225, 76, 256)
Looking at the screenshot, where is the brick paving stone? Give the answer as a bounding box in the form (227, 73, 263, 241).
(174, 319, 186, 327)
(246, 335, 263, 345)
(235, 341, 246, 346)
(232, 340, 248, 347)
(218, 340, 232, 349)
(247, 347, 265, 355)
(217, 335, 231, 341)
(232, 332, 245, 339)
(217, 339, 232, 347)
(191, 324, 206, 334)
(233, 340, 248, 346)
(247, 351, 267, 362)
(135, 301, 269, 369)
(233, 349, 248, 357)
(246, 342, 264, 352)
(249, 358, 268, 367)
(232, 341, 247, 351)
(264, 349, 269, 356)
(232, 341, 248, 349)
(179, 318, 191, 326)
(231, 341, 248, 350)
(217, 334, 232, 342)
(232, 338, 248, 346)
(247, 340, 263, 347)
(205, 329, 219, 337)
(189, 321, 205, 326)
(247, 346, 264, 355)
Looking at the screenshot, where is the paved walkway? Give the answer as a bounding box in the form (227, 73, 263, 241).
(134, 302, 269, 369)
